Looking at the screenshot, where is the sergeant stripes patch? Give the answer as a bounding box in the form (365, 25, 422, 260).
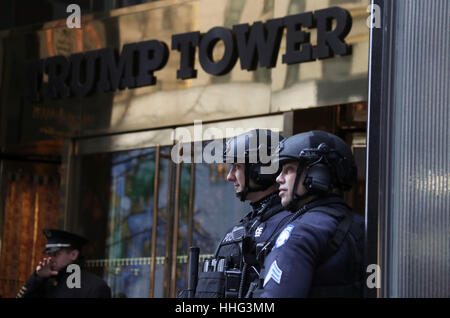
(263, 260, 282, 287)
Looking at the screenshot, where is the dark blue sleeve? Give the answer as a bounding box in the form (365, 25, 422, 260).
(260, 213, 338, 298)
(16, 272, 47, 298)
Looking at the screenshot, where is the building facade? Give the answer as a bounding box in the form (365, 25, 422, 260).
(0, 0, 447, 298)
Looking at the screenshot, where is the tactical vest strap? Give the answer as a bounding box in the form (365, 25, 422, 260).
(210, 199, 287, 298)
(309, 206, 352, 263)
(252, 198, 364, 298)
(258, 197, 348, 259)
(259, 203, 285, 222)
(309, 207, 364, 298)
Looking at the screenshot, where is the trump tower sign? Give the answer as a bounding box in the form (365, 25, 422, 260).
(24, 6, 352, 102)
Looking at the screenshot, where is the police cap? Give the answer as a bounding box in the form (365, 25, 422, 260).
(43, 229, 88, 254)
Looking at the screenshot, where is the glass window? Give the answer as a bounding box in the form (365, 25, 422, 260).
(77, 142, 249, 297)
(173, 161, 248, 296)
(79, 148, 162, 298)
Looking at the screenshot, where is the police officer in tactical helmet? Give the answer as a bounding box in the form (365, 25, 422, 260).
(193, 129, 293, 298)
(225, 129, 283, 202)
(258, 130, 365, 298)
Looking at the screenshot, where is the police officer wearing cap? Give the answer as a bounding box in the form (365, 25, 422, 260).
(256, 130, 365, 298)
(193, 129, 293, 298)
(17, 229, 111, 298)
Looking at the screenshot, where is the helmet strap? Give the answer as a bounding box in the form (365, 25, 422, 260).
(238, 163, 273, 201)
(236, 189, 247, 201)
(236, 163, 251, 201)
(284, 163, 314, 212)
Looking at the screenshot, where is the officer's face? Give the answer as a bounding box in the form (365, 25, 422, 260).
(227, 163, 246, 193)
(48, 248, 79, 271)
(276, 161, 307, 207)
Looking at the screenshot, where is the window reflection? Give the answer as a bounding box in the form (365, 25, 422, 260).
(173, 161, 248, 296)
(79, 143, 250, 297)
(192, 163, 247, 253)
(106, 148, 155, 297)
(80, 148, 165, 297)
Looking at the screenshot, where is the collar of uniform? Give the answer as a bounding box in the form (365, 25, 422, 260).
(296, 194, 348, 214)
(54, 259, 85, 278)
(250, 192, 280, 215)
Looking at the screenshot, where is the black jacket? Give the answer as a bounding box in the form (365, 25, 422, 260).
(194, 192, 293, 298)
(260, 195, 364, 298)
(17, 265, 111, 298)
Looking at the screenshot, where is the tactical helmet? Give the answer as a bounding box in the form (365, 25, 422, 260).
(274, 130, 357, 209)
(224, 129, 284, 201)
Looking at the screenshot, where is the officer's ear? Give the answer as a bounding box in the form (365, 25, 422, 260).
(68, 249, 79, 261)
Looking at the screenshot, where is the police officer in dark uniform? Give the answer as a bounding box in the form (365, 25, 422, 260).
(256, 130, 365, 298)
(17, 229, 111, 298)
(193, 129, 293, 298)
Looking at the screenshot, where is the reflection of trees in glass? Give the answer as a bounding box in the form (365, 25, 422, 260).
(105, 148, 156, 297)
(171, 157, 254, 293)
(107, 149, 155, 255)
(191, 163, 248, 256)
(155, 155, 170, 258)
(175, 164, 192, 292)
(193, 207, 218, 253)
(151, 148, 171, 297)
(88, 146, 249, 296)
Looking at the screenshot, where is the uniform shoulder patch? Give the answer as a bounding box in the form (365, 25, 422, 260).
(263, 260, 283, 287)
(275, 224, 294, 248)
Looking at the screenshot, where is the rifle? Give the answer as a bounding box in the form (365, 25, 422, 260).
(187, 246, 200, 298)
